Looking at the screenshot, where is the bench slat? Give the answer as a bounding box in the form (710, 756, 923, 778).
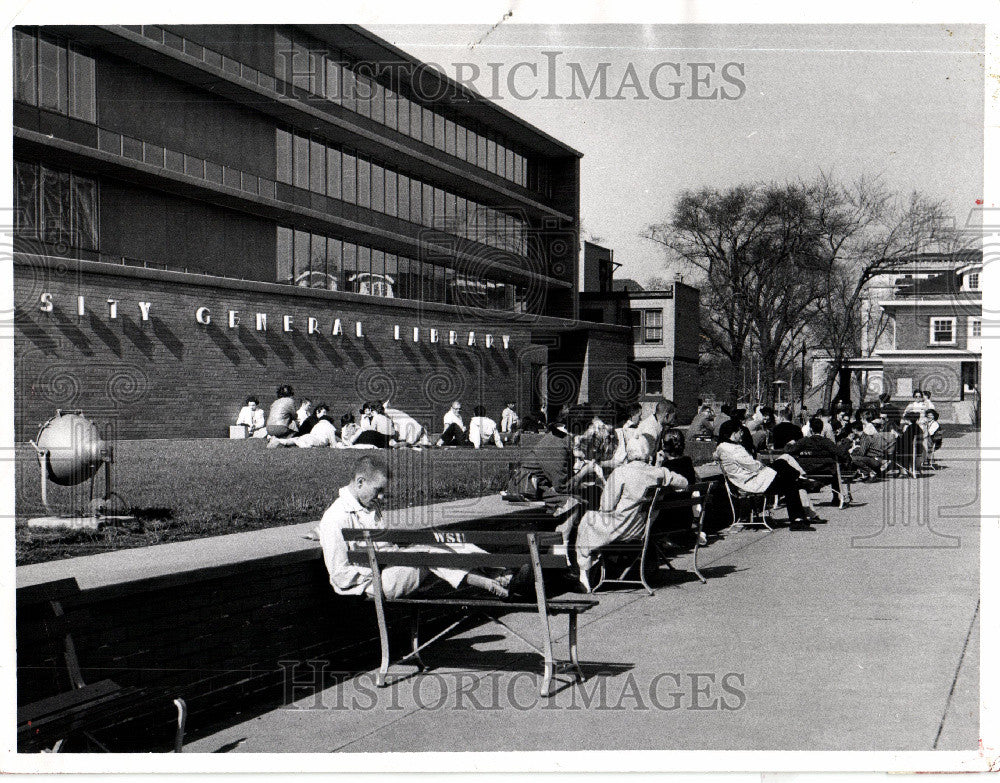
(17, 680, 121, 725)
(341, 529, 564, 546)
(346, 551, 568, 570)
(386, 596, 598, 611)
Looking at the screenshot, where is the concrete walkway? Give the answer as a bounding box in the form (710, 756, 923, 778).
(186, 433, 980, 753)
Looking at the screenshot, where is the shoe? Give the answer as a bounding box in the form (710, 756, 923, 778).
(808, 517, 828, 524)
(788, 519, 816, 531)
(506, 564, 535, 601)
(696, 532, 708, 546)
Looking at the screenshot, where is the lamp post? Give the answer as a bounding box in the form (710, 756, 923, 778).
(773, 380, 788, 409)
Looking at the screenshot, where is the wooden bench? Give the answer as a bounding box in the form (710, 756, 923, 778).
(759, 451, 858, 509)
(592, 481, 716, 595)
(341, 529, 598, 697)
(17, 579, 187, 753)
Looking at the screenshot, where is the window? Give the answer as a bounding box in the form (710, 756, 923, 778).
(341, 151, 357, 203)
(342, 242, 357, 292)
(967, 272, 980, 290)
(276, 226, 293, 283)
(293, 229, 310, 286)
(309, 233, 327, 287)
(385, 169, 397, 217)
(68, 44, 95, 122)
(370, 163, 384, 213)
(14, 29, 37, 105)
(309, 139, 325, 194)
(14, 163, 99, 251)
(37, 34, 67, 114)
(326, 147, 341, 199)
(631, 309, 664, 344)
(930, 317, 955, 345)
(356, 157, 370, 209)
(292, 134, 309, 189)
(638, 362, 665, 396)
(969, 318, 982, 338)
(643, 310, 663, 343)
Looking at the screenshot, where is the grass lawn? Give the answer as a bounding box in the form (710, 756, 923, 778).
(15, 439, 522, 566)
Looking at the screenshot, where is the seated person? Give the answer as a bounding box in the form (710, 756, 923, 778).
(859, 407, 880, 437)
(687, 405, 716, 439)
(500, 400, 521, 445)
(505, 413, 585, 521)
(610, 402, 645, 467)
(656, 427, 697, 485)
(784, 417, 853, 503)
(346, 401, 396, 448)
(714, 420, 815, 529)
(574, 435, 689, 591)
(469, 405, 504, 448)
(733, 409, 758, 457)
(296, 398, 313, 427)
(923, 409, 943, 462)
(268, 403, 339, 448)
(297, 404, 327, 437)
(843, 421, 882, 480)
(236, 395, 267, 438)
(266, 384, 299, 437)
(771, 406, 803, 450)
(340, 412, 360, 444)
(383, 400, 429, 447)
(318, 455, 512, 600)
(436, 401, 470, 447)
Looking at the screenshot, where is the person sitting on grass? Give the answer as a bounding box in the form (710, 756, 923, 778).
(318, 455, 514, 600)
(296, 398, 313, 427)
(339, 412, 360, 444)
(297, 402, 329, 437)
(469, 405, 504, 449)
(714, 420, 816, 530)
(236, 395, 267, 438)
(436, 400, 470, 447)
(573, 434, 689, 592)
(500, 400, 521, 445)
(268, 403, 338, 448)
(383, 400, 430, 448)
(345, 401, 396, 448)
(266, 384, 298, 437)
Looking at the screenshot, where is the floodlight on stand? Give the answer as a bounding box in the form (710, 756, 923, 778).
(27, 410, 131, 531)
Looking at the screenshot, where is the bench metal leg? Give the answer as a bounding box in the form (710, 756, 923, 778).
(410, 609, 427, 672)
(638, 537, 656, 596)
(173, 698, 187, 753)
(528, 533, 557, 698)
(692, 540, 707, 584)
(568, 613, 584, 683)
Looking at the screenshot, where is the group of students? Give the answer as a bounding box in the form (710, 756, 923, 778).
(698, 391, 944, 531)
(317, 398, 698, 601)
(234, 386, 525, 451)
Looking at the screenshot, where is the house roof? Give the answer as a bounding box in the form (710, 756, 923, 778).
(612, 279, 645, 293)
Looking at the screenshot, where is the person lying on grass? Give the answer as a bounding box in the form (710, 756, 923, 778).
(317, 454, 519, 600)
(267, 403, 338, 448)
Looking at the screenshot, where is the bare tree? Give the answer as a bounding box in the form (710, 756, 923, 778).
(644, 183, 828, 405)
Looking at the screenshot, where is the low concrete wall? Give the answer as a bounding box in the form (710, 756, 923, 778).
(16, 497, 550, 748)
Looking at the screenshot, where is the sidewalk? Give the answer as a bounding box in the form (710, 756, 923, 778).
(186, 433, 980, 753)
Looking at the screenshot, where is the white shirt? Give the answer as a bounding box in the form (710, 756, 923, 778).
(296, 405, 312, 425)
(296, 419, 338, 448)
(236, 405, 265, 431)
(500, 407, 519, 432)
(636, 414, 662, 445)
(317, 486, 386, 596)
(469, 416, 502, 448)
(359, 412, 395, 437)
(385, 407, 421, 439)
(443, 409, 465, 432)
(862, 422, 878, 436)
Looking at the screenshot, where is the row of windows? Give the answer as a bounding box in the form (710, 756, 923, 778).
(276, 226, 529, 312)
(13, 160, 99, 251)
(274, 30, 552, 196)
(631, 309, 663, 345)
(275, 129, 531, 257)
(929, 317, 981, 345)
(13, 29, 96, 123)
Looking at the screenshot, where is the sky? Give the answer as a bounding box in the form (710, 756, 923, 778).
(368, 24, 985, 285)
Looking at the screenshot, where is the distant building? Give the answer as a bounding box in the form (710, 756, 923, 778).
(845, 251, 981, 423)
(579, 241, 701, 421)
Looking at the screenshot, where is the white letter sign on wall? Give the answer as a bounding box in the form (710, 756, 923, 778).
(255, 313, 267, 331)
(228, 310, 239, 328)
(195, 307, 212, 325)
(283, 315, 294, 332)
(139, 302, 152, 321)
(39, 293, 53, 312)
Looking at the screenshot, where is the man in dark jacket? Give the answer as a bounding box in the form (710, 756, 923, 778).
(784, 417, 853, 503)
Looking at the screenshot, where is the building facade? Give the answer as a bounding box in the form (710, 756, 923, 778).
(12, 24, 632, 439)
(579, 242, 701, 420)
(845, 252, 981, 423)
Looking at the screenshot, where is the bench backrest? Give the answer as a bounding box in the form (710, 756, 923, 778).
(341, 528, 568, 571)
(16, 578, 87, 696)
(644, 480, 715, 537)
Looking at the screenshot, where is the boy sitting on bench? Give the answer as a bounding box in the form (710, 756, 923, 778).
(317, 455, 515, 600)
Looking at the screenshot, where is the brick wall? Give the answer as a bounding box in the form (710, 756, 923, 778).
(14, 257, 547, 440)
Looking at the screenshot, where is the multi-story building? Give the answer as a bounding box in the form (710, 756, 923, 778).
(578, 242, 701, 420)
(12, 24, 632, 439)
(845, 251, 981, 423)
